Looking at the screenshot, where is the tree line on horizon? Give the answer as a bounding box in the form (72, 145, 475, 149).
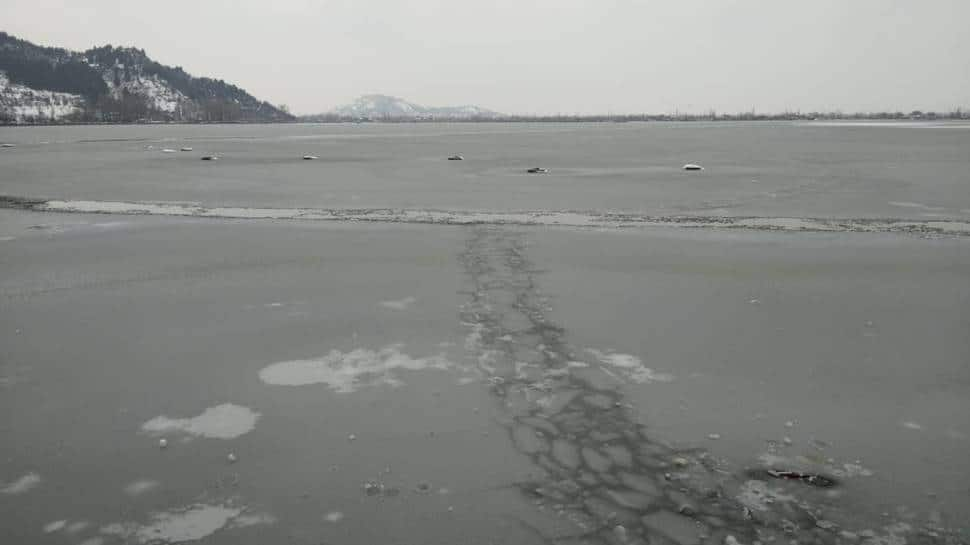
(300, 108, 970, 124)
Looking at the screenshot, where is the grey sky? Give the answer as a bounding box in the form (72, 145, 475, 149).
(4, 0, 969, 115)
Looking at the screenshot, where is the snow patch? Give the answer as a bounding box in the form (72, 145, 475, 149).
(0, 72, 83, 122)
(737, 480, 794, 512)
(381, 296, 417, 310)
(259, 344, 453, 392)
(100, 503, 270, 544)
(586, 349, 674, 384)
(124, 479, 161, 496)
(43, 520, 68, 533)
(141, 404, 259, 440)
(1, 472, 41, 494)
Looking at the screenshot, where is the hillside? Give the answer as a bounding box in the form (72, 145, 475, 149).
(303, 94, 502, 121)
(0, 31, 293, 124)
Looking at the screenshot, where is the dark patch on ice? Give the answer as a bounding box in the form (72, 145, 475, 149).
(457, 227, 964, 545)
(746, 468, 839, 488)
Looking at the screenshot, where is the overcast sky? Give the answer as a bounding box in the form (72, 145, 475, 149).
(4, 0, 969, 115)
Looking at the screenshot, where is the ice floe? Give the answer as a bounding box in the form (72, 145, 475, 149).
(141, 404, 260, 440)
(258, 344, 452, 392)
(1, 472, 41, 494)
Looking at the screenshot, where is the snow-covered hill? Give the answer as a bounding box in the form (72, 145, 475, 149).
(0, 72, 83, 122)
(327, 94, 501, 120)
(0, 32, 292, 124)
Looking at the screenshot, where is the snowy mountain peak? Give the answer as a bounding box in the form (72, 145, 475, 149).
(328, 94, 501, 120)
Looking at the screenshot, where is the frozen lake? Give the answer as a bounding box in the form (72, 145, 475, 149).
(1, 122, 969, 545)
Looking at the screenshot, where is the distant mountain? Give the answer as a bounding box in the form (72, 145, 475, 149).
(303, 94, 502, 121)
(0, 31, 293, 124)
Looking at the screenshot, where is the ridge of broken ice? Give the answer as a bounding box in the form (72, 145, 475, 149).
(14, 198, 970, 235)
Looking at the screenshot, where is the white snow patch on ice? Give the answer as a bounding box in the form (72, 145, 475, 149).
(141, 404, 259, 440)
(124, 479, 161, 496)
(735, 217, 836, 231)
(829, 462, 874, 478)
(888, 201, 945, 211)
(43, 520, 68, 533)
(586, 349, 674, 384)
(65, 521, 90, 534)
(380, 296, 417, 310)
(259, 344, 452, 392)
(737, 480, 794, 512)
(1, 472, 41, 494)
(229, 512, 277, 528)
(101, 503, 256, 544)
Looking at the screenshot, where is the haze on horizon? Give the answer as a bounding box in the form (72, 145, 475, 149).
(4, 0, 968, 116)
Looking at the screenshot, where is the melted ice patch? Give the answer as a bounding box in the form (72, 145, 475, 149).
(141, 404, 259, 440)
(259, 345, 452, 392)
(101, 503, 269, 544)
(380, 296, 417, 310)
(586, 349, 674, 384)
(1, 472, 41, 494)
